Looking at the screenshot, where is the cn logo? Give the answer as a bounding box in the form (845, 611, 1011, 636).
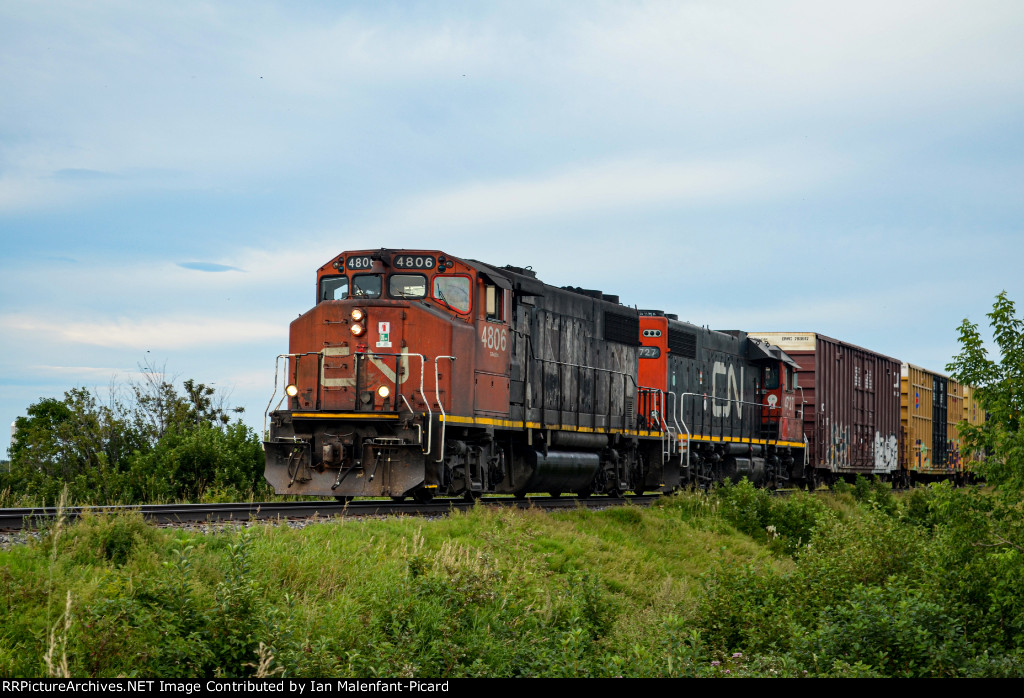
(320, 346, 409, 387)
(711, 361, 744, 419)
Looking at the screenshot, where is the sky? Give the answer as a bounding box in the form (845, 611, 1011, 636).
(2, 1, 1023, 455)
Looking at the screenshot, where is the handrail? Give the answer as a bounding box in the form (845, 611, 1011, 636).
(666, 391, 682, 441)
(675, 391, 782, 445)
(638, 386, 674, 463)
(433, 356, 457, 462)
(528, 354, 640, 382)
(522, 327, 644, 433)
(265, 349, 434, 452)
(264, 352, 321, 436)
(666, 390, 683, 461)
(529, 354, 641, 432)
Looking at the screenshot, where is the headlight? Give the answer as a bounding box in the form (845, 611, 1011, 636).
(377, 385, 391, 399)
(351, 308, 365, 322)
(351, 322, 365, 336)
(285, 384, 299, 397)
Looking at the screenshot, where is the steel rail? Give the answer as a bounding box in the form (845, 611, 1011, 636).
(0, 494, 660, 532)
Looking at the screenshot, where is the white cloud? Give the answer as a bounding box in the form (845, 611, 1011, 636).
(3, 315, 281, 350)
(569, 1, 1024, 114)
(392, 154, 833, 229)
(33, 365, 140, 378)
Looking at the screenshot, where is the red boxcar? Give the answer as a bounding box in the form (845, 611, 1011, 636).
(747, 332, 901, 486)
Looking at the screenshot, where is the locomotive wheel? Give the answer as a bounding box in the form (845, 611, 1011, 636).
(577, 488, 592, 499)
(390, 496, 407, 502)
(548, 491, 561, 499)
(412, 487, 434, 504)
(464, 490, 481, 502)
(334, 495, 353, 503)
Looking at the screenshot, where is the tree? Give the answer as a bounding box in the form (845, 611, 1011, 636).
(947, 291, 1024, 492)
(5, 388, 144, 505)
(3, 372, 264, 506)
(129, 360, 245, 442)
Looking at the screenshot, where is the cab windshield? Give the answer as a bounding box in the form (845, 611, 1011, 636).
(389, 274, 427, 299)
(319, 275, 348, 302)
(351, 274, 382, 298)
(433, 276, 470, 313)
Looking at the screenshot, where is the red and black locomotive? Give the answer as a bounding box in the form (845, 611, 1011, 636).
(263, 249, 807, 500)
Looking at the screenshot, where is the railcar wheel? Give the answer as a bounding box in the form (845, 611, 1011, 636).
(464, 490, 481, 502)
(412, 487, 434, 504)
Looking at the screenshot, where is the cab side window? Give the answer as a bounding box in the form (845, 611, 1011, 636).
(485, 284, 506, 322)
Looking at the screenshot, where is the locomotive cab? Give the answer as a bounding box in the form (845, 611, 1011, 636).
(265, 249, 513, 501)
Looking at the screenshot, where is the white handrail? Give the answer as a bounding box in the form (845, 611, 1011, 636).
(433, 356, 457, 462)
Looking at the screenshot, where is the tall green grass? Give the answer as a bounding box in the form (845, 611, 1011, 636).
(1, 480, 1022, 677)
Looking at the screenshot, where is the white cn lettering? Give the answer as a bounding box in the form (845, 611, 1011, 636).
(320, 346, 409, 387)
(711, 361, 744, 420)
(367, 349, 409, 384)
(321, 346, 354, 387)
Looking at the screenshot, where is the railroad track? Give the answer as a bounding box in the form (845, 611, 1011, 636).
(0, 494, 661, 532)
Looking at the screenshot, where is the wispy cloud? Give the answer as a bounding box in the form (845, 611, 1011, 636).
(33, 365, 138, 378)
(177, 262, 245, 273)
(3, 315, 281, 350)
(50, 168, 122, 181)
(394, 154, 833, 229)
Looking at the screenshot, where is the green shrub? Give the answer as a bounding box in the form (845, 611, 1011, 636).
(798, 582, 970, 677)
(62, 510, 156, 567)
(714, 480, 832, 557)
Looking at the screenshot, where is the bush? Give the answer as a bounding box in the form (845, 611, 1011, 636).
(714, 479, 832, 557)
(798, 582, 970, 677)
(4, 377, 266, 506)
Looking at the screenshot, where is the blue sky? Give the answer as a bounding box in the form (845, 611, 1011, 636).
(2, 1, 1023, 454)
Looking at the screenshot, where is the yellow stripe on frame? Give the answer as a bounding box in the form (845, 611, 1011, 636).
(289, 412, 803, 449)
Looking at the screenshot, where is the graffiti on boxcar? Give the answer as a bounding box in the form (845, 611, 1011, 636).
(914, 439, 931, 468)
(948, 441, 961, 469)
(828, 421, 850, 469)
(873, 431, 898, 471)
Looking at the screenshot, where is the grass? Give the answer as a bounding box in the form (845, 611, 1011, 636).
(0, 481, 1022, 677)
